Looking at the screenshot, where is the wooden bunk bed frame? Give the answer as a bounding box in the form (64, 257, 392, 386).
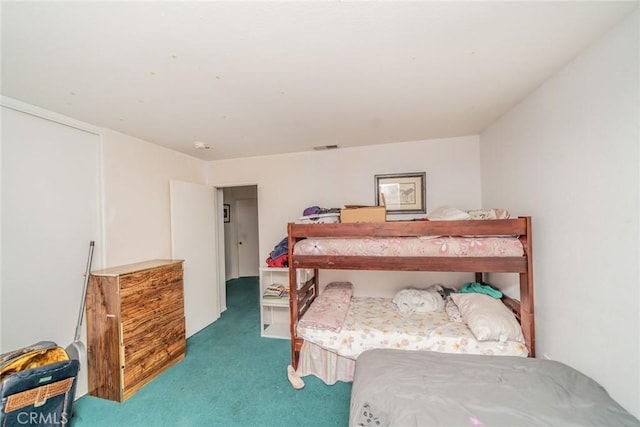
(287, 217, 535, 369)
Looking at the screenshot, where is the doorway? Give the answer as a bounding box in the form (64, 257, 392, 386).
(222, 185, 260, 281)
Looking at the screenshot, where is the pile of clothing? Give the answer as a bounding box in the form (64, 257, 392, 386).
(266, 237, 288, 267)
(302, 206, 341, 216)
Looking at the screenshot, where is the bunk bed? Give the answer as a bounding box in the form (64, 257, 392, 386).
(287, 216, 535, 378)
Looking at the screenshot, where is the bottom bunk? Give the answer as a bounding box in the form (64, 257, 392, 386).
(291, 281, 528, 384)
(349, 349, 640, 427)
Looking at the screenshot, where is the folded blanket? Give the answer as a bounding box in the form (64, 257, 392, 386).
(392, 286, 444, 313)
(298, 282, 353, 332)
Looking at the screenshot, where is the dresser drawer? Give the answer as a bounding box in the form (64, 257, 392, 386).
(119, 264, 182, 298)
(122, 316, 186, 393)
(120, 279, 183, 327)
(121, 305, 184, 344)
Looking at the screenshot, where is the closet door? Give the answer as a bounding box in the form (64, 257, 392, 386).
(1, 104, 100, 352)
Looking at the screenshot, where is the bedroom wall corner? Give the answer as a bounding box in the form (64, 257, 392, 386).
(101, 129, 208, 266)
(479, 9, 639, 417)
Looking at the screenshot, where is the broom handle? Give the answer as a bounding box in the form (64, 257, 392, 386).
(74, 241, 95, 341)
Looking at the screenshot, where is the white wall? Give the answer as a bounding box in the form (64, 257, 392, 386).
(101, 129, 207, 265)
(480, 10, 639, 417)
(208, 136, 483, 295)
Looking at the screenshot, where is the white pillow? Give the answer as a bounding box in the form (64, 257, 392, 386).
(450, 293, 524, 343)
(426, 206, 470, 221)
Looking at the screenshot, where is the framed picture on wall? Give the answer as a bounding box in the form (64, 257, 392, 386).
(374, 172, 426, 214)
(223, 204, 231, 223)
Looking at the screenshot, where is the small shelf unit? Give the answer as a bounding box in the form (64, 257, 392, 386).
(259, 267, 290, 339)
(259, 267, 312, 339)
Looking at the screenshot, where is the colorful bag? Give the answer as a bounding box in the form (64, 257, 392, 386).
(1, 342, 79, 427)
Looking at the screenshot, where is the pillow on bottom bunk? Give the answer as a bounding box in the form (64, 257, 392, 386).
(450, 293, 524, 343)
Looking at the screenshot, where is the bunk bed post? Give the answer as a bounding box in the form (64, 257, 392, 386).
(288, 223, 299, 369)
(519, 216, 535, 357)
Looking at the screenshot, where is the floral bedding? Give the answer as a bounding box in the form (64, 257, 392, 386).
(293, 236, 524, 257)
(297, 297, 528, 359)
(297, 282, 352, 332)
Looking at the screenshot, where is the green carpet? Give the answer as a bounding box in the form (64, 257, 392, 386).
(72, 277, 351, 426)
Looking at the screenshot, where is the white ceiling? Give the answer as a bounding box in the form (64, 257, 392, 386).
(1, 1, 637, 161)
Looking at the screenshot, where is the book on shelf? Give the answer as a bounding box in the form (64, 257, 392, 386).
(263, 283, 286, 298)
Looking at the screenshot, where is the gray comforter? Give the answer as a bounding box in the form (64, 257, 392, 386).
(350, 349, 639, 427)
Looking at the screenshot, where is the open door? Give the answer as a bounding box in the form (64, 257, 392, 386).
(170, 180, 220, 337)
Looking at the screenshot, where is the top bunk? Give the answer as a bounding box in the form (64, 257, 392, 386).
(287, 216, 532, 273)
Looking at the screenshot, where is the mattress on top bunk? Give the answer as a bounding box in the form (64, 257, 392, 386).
(293, 236, 524, 257)
(297, 297, 528, 359)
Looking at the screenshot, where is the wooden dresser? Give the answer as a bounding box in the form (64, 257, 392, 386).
(86, 259, 186, 402)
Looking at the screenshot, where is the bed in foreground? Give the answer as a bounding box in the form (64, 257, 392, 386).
(350, 349, 639, 427)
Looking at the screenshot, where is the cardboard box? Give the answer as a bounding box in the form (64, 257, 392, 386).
(340, 206, 386, 223)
